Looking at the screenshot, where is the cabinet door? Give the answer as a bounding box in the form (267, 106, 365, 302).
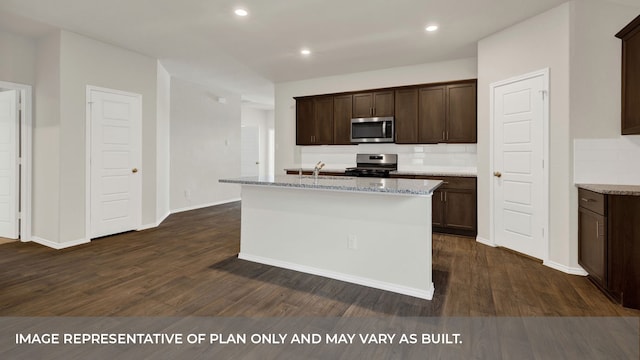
(394, 88, 418, 143)
(418, 86, 446, 143)
(443, 189, 476, 232)
(446, 82, 477, 143)
(578, 207, 606, 287)
(333, 95, 353, 145)
(314, 96, 334, 144)
(296, 98, 315, 145)
(618, 16, 640, 135)
(432, 190, 444, 228)
(373, 91, 394, 117)
(352, 93, 374, 117)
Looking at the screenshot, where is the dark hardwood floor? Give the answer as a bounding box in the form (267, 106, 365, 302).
(0, 202, 638, 317)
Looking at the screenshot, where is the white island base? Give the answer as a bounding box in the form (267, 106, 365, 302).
(237, 184, 435, 300)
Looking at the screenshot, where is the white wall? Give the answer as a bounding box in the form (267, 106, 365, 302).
(58, 30, 159, 244)
(274, 57, 478, 172)
(170, 78, 241, 212)
(0, 29, 36, 85)
(478, 3, 571, 269)
(570, 0, 638, 139)
(156, 61, 171, 224)
(30, 30, 162, 247)
(571, 0, 640, 179)
(33, 31, 61, 242)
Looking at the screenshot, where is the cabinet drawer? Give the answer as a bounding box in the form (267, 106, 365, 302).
(578, 189, 606, 215)
(413, 175, 476, 190)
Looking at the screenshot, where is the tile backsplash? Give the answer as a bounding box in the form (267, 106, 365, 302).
(300, 143, 477, 172)
(574, 136, 640, 185)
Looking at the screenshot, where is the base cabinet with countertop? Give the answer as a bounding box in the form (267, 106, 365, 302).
(577, 185, 640, 309)
(396, 175, 477, 237)
(283, 170, 478, 237)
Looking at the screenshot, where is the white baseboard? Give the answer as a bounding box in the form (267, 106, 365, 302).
(543, 260, 588, 276)
(476, 236, 496, 247)
(138, 211, 171, 231)
(171, 198, 241, 214)
(31, 236, 90, 250)
(238, 252, 435, 300)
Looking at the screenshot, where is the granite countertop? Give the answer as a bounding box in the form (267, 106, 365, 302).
(284, 168, 346, 174)
(576, 184, 640, 196)
(390, 169, 477, 177)
(283, 168, 477, 177)
(220, 175, 442, 196)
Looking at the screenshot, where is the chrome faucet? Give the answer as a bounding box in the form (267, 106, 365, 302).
(312, 161, 325, 180)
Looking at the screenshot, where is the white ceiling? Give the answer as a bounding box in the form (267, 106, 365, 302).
(1, 0, 624, 108)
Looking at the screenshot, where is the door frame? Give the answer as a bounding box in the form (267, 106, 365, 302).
(489, 68, 549, 261)
(0, 81, 32, 242)
(85, 85, 143, 241)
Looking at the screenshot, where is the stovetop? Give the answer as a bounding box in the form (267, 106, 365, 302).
(345, 154, 398, 178)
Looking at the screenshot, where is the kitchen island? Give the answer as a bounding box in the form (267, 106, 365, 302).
(219, 175, 442, 300)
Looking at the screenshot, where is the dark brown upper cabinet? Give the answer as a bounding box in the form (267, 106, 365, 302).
(616, 15, 640, 135)
(418, 85, 447, 143)
(333, 94, 353, 145)
(295, 95, 333, 145)
(296, 97, 315, 145)
(295, 79, 476, 145)
(394, 88, 419, 143)
(395, 80, 476, 144)
(352, 90, 394, 118)
(446, 82, 477, 143)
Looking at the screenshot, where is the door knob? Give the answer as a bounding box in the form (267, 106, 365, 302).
(493, 171, 502, 178)
(132, 168, 138, 173)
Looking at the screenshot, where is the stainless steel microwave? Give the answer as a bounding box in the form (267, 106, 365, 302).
(350, 117, 394, 143)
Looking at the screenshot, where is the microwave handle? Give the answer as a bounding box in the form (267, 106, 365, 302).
(382, 121, 386, 138)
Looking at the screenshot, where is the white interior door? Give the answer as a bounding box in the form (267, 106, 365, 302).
(90, 88, 142, 238)
(241, 126, 260, 177)
(0, 90, 19, 239)
(492, 71, 547, 260)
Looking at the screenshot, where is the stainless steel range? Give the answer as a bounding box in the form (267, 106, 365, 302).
(345, 154, 398, 178)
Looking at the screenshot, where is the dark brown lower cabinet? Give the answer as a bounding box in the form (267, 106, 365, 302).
(578, 187, 640, 309)
(578, 206, 607, 287)
(401, 175, 477, 237)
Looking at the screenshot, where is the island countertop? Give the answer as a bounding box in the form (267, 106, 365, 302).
(220, 175, 442, 196)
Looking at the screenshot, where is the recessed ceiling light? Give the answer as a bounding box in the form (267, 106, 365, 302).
(300, 49, 311, 56)
(425, 25, 439, 32)
(234, 8, 248, 16)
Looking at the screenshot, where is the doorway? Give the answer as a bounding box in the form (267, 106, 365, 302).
(241, 126, 260, 177)
(490, 69, 549, 261)
(86, 86, 142, 239)
(0, 81, 32, 242)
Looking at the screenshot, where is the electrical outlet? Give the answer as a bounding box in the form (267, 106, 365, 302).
(347, 234, 357, 250)
(184, 189, 191, 200)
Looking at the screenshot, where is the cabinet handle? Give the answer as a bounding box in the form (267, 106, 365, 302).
(446, 131, 449, 140)
(442, 131, 446, 140)
(596, 220, 599, 238)
(440, 192, 443, 201)
(581, 198, 594, 202)
(444, 192, 447, 202)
